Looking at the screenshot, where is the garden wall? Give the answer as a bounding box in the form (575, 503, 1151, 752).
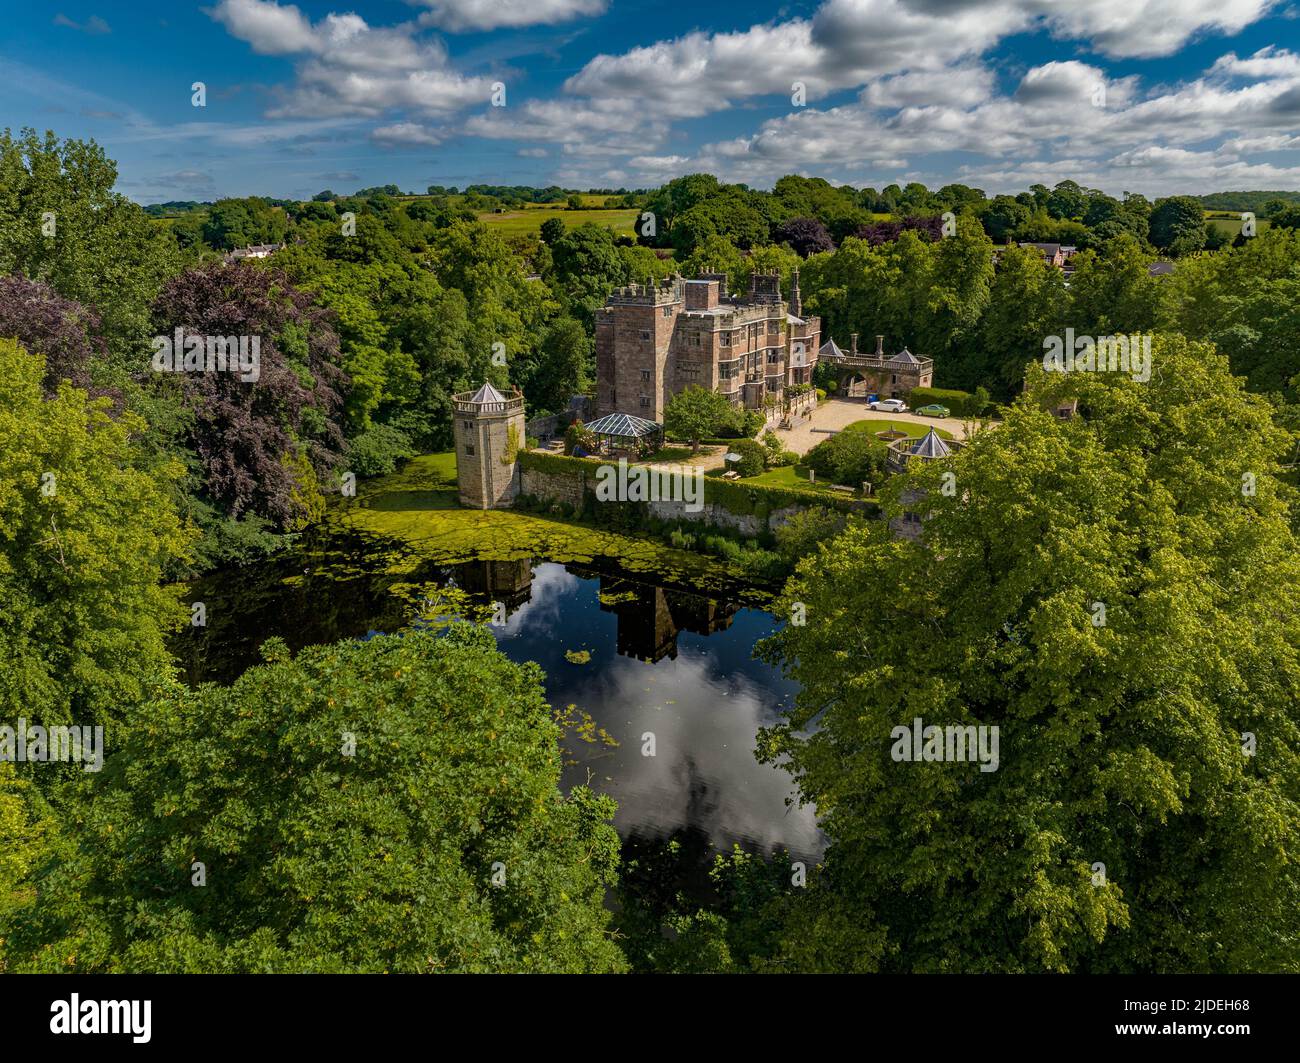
(516, 450, 874, 538)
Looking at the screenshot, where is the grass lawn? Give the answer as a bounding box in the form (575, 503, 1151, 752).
(732, 465, 842, 492)
(478, 206, 640, 238)
(841, 419, 954, 439)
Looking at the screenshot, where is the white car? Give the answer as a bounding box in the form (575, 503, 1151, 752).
(870, 398, 907, 413)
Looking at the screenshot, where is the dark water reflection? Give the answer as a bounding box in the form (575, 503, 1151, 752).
(177, 533, 823, 866)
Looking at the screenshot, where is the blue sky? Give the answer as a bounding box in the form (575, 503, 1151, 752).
(2, 0, 1299, 202)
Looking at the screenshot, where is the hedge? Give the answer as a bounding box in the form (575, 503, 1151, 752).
(909, 386, 987, 417)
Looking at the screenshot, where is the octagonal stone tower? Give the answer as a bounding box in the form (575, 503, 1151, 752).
(453, 381, 526, 509)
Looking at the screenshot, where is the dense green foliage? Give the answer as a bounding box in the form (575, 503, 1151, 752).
(2, 627, 626, 973)
(0, 339, 191, 735)
(755, 337, 1300, 972)
(4, 128, 1300, 976)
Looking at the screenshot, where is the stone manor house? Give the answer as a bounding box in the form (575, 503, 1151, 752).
(595, 269, 821, 422)
(594, 268, 937, 421)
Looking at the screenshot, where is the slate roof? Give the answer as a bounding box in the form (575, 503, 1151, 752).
(910, 428, 951, 458)
(819, 338, 845, 359)
(893, 348, 920, 364)
(466, 381, 507, 405)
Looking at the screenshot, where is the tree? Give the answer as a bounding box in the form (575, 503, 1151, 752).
(1271, 205, 1300, 232)
(803, 427, 886, 487)
(515, 316, 590, 415)
(201, 198, 288, 251)
(1065, 235, 1159, 336)
(0, 338, 191, 737)
(0, 129, 178, 363)
(0, 274, 105, 395)
(759, 336, 1300, 972)
(979, 196, 1031, 243)
(1158, 227, 1300, 394)
(1149, 196, 1207, 255)
(773, 217, 835, 257)
(539, 217, 566, 246)
(149, 263, 347, 531)
(664, 385, 733, 453)
(1, 626, 627, 973)
(547, 223, 628, 330)
(1045, 180, 1088, 221)
(978, 243, 1067, 392)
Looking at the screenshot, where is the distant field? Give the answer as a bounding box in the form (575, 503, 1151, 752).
(478, 205, 641, 237)
(1205, 210, 1272, 236)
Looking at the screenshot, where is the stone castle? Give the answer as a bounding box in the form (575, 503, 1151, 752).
(594, 269, 821, 422)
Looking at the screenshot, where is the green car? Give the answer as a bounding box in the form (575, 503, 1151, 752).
(916, 403, 950, 417)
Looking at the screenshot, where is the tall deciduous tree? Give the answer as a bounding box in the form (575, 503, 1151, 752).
(664, 384, 735, 452)
(0, 338, 191, 737)
(2, 626, 626, 974)
(150, 263, 347, 531)
(760, 336, 1300, 972)
(0, 129, 178, 362)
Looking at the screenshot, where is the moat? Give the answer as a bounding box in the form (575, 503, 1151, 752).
(174, 453, 824, 873)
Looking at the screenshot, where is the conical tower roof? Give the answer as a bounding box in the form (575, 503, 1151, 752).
(910, 427, 950, 458)
(466, 380, 506, 405)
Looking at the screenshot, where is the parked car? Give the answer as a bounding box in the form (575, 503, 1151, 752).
(916, 404, 950, 417)
(870, 398, 907, 412)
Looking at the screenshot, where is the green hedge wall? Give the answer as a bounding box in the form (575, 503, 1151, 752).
(909, 386, 987, 416)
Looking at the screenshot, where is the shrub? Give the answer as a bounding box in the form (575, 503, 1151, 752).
(771, 450, 800, 467)
(774, 506, 849, 564)
(564, 421, 597, 455)
(346, 424, 416, 478)
(805, 430, 886, 486)
(728, 438, 767, 477)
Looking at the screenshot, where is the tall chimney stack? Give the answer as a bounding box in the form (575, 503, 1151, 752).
(875, 335, 884, 356)
(850, 333, 858, 356)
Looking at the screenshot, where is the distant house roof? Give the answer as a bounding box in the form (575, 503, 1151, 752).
(1148, 261, 1176, 276)
(466, 381, 507, 405)
(585, 412, 661, 439)
(820, 338, 845, 359)
(910, 428, 950, 459)
(1021, 242, 1061, 254)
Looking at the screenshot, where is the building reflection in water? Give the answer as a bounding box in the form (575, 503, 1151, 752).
(448, 559, 738, 662)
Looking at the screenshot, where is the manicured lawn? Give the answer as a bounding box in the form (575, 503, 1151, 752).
(742, 465, 841, 492)
(841, 419, 954, 439)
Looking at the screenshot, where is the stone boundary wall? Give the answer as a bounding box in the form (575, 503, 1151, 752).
(516, 450, 876, 538)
